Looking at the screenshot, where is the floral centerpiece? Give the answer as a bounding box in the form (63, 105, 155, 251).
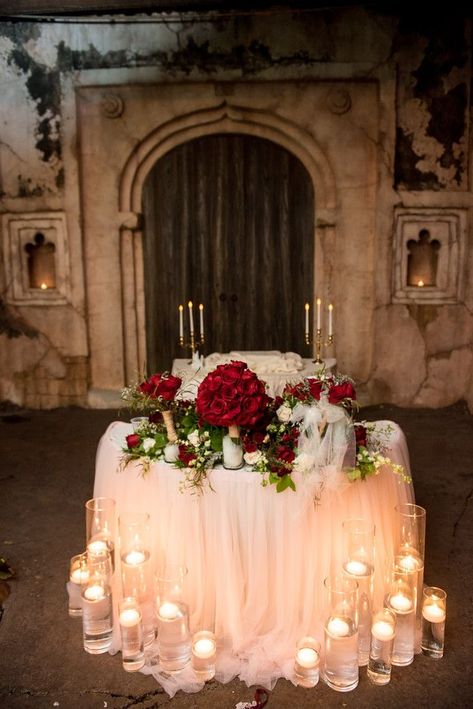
(121, 371, 182, 443)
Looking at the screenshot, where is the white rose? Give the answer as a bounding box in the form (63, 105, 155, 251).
(187, 430, 200, 446)
(276, 404, 292, 422)
(244, 450, 263, 465)
(142, 438, 156, 453)
(293, 452, 313, 474)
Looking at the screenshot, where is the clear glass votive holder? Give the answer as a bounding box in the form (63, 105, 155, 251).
(394, 549, 424, 655)
(85, 497, 116, 569)
(323, 574, 359, 692)
(156, 563, 191, 672)
(68, 552, 89, 617)
(81, 573, 113, 654)
(395, 503, 426, 562)
(385, 575, 415, 666)
(367, 608, 396, 685)
(342, 518, 375, 667)
(131, 416, 148, 432)
(422, 587, 446, 659)
(192, 630, 217, 681)
(294, 636, 320, 688)
(119, 597, 145, 671)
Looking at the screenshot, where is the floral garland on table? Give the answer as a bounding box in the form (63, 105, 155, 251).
(120, 363, 410, 494)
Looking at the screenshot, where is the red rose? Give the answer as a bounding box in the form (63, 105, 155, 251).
(244, 441, 258, 453)
(139, 373, 181, 401)
(276, 446, 296, 464)
(329, 381, 356, 404)
(178, 444, 196, 467)
(126, 434, 141, 448)
(221, 383, 238, 401)
(354, 424, 367, 449)
(207, 374, 223, 392)
(308, 379, 323, 400)
(272, 396, 283, 409)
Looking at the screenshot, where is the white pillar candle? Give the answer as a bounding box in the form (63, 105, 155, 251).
(178, 304, 184, 339)
(328, 303, 333, 336)
(296, 646, 319, 668)
(326, 616, 350, 637)
(188, 301, 194, 335)
(422, 604, 446, 623)
(199, 303, 204, 338)
(84, 584, 105, 601)
(120, 607, 141, 628)
(316, 298, 321, 330)
(389, 593, 413, 613)
(304, 302, 310, 338)
(372, 619, 395, 642)
(193, 637, 216, 659)
(344, 559, 369, 576)
(159, 601, 181, 620)
(123, 550, 146, 566)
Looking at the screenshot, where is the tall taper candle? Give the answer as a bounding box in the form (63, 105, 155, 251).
(328, 303, 333, 337)
(316, 298, 321, 330)
(305, 302, 310, 338)
(188, 301, 194, 335)
(179, 304, 184, 339)
(199, 303, 204, 338)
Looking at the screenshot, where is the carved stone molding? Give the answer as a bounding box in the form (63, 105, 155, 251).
(326, 88, 352, 115)
(101, 92, 124, 119)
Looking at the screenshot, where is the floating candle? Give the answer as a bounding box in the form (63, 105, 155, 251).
(296, 646, 319, 668)
(159, 601, 180, 620)
(389, 593, 413, 613)
(70, 567, 90, 585)
(87, 540, 108, 556)
(84, 584, 105, 601)
(398, 554, 422, 571)
(372, 619, 395, 642)
(326, 616, 350, 637)
(344, 559, 369, 576)
(119, 607, 141, 628)
(193, 637, 216, 659)
(124, 550, 146, 566)
(422, 603, 446, 623)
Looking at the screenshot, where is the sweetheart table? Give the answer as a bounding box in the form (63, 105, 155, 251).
(93, 420, 414, 694)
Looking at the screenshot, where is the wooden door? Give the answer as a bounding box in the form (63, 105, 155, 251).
(142, 134, 314, 373)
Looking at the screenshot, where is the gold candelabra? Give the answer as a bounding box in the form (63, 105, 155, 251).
(179, 301, 205, 355)
(304, 300, 334, 367)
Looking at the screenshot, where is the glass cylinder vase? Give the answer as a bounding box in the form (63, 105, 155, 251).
(421, 586, 446, 658)
(385, 564, 415, 667)
(323, 574, 359, 692)
(155, 563, 191, 672)
(119, 512, 155, 646)
(68, 552, 89, 617)
(222, 425, 244, 470)
(119, 597, 145, 671)
(192, 630, 217, 681)
(85, 497, 116, 569)
(294, 636, 320, 688)
(81, 568, 113, 654)
(342, 518, 375, 666)
(367, 607, 396, 685)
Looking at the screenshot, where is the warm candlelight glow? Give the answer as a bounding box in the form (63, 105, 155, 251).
(344, 559, 369, 576)
(328, 303, 333, 337)
(389, 593, 413, 613)
(193, 637, 216, 659)
(159, 601, 180, 620)
(296, 646, 319, 668)
(70, 567, 90, 585)
(40, 282, 48, 290)
(417, 280, 425, 287)
(422, 603, 446, 623)
(372, 619, 395, 642)
(124, 549, 146, 566)
(398, 554, 421, 571)
(87, 540, 108, 556)
(326, 616, 350, 637)
(84, 584, 105, 601)
(120, 607, 141, 628)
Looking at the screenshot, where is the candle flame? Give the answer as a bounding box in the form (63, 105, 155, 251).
(40, 283, 48, 290)
(188, 300, 193, 307)
(304, 302, 310, 310)
(199, 303, 204, 310)
(316, 298, 321, 305)
(417, 280, 424, 287)
(178, 304, 183, 311)
(328, 303, 333, 311)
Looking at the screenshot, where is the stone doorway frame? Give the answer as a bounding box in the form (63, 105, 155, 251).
(117, 101, 337, 382)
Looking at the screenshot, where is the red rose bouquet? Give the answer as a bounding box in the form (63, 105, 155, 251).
(196, 360, 269, 438)
(121, 371, 182, 442)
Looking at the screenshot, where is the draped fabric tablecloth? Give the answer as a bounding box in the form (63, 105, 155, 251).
(94, 420, 414, 695)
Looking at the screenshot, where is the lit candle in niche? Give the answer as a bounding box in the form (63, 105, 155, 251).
(199, 303, 204, 339)
(328, 303, 333, 336)
(417, 280, 425, 287)
(316, 298, 321, 330)
(40, 283, 48, 290)
(304, 302, 310, 338)
(188, 301, 194, 336)
(178, 304, 184, 339)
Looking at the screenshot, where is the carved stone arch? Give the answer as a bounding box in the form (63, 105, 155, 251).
(118, 101, 338, 381)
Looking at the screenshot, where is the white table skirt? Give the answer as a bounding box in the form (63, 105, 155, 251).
(94, 420, 414, 694)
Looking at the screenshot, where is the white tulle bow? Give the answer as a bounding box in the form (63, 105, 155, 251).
(291, 395, 356, 495)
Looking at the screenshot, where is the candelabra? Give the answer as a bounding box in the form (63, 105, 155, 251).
(178, 301, 205, 355)
(304, 300, 334, 365)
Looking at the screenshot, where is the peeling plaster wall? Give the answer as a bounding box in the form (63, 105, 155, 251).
(0, 8, 472, 409)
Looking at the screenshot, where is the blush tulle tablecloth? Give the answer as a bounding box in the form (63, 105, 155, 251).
(93, 420, 414, 696)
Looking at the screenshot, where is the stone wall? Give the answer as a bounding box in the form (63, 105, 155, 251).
(0, 7, 472, 409)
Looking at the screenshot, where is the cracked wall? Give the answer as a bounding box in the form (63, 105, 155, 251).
(0, 8, 472, 409)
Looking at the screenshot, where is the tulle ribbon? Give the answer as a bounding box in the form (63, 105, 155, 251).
(291, 395, 356, 495)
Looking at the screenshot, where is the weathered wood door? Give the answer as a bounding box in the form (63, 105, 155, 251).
(142, 134, 314, 373)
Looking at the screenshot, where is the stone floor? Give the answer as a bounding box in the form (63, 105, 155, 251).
(1, 403, 472, 709)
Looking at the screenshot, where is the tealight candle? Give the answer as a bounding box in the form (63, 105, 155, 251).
(294, 636, 320, 688)
(344, 559, 369, 577)
(84, 584, 105, 601)
(398, 554, 421, 572)
(120, 607, 141, 628)
(159, 601, 180, 620)
(372, 619, 395, 642)
(389, 593, 413, 613)
(70, 567, 90, 585)
(422, 603, 446, 624)
(124, 550, 146, 566)
(327, 616, 350, 637)
(87, 540, 108, 556)
(193, 637, 216, 659)
(296, 646, 319, 668)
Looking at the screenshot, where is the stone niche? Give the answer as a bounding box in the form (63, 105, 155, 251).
(2, 212, 71, 306)
(392, 207, 467, 304)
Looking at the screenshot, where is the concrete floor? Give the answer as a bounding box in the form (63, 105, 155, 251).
(1, 403, 472, 708)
